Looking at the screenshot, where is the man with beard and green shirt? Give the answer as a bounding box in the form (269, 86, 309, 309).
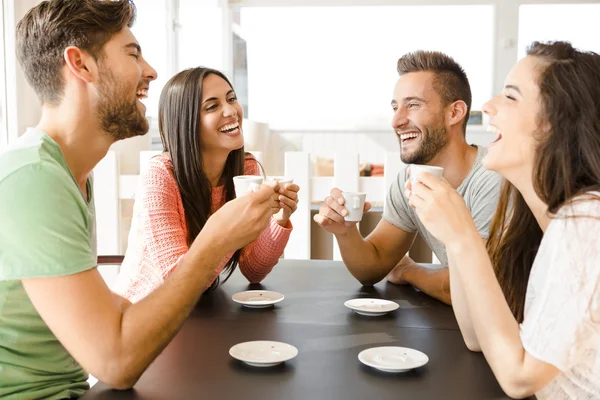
(314, 51, 502, 307)
(0, 1, 276, 398)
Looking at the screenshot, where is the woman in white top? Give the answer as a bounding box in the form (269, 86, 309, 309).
(406, 41, 600, 399)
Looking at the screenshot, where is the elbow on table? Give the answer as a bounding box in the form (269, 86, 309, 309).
(241, 268, 268, 284)
(500, 380, 536, 400)
(463, 338, 482, 353)
(103, 376, 138, 391)
(94, 357, 142, 391)
(439, 290, 452, 306)
(497, 372, 541, 399)
(358, 278, 377, 287)
(351, 270, 380, 287)
(246, 276, 266, 284)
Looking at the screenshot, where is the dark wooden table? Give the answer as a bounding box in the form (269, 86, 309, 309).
(84, 259, 514, 400)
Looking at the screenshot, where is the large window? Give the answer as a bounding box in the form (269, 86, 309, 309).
(518, 4, 600, 58)
(238, 6, 494, 131)
(126, 1, 600, 133)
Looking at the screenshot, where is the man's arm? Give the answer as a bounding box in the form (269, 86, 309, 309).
(24, 238, 223, 389)
(22, 186, 276, 389)
(336, 220, 416, 285)
(314, 187, 416, 285)
(387, 255, 451, 305)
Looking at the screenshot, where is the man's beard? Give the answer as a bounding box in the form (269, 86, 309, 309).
(399, 120, 448, 165)
(96, 65, 149, 141)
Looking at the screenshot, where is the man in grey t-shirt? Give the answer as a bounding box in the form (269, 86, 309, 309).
(315, 50, 502, 305)
(385, 145, 499, 268)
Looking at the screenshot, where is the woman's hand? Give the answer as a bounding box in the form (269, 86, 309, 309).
(273, 183, 300, 227)
(407, 172, 479, 247)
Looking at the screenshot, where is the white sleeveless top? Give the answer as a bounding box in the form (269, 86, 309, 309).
(520, 194, 600, 399)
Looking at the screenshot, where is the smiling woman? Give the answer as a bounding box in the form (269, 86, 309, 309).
(112, 66, 300, 303)
(405, 41, 600, 399)
(199, 74, 245, 153)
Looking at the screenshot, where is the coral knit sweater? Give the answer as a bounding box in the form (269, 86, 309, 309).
(113, 154, 292, 303)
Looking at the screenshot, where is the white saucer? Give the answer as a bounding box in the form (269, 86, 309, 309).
(232, 290, 284, 308)
(229, 341, 298, 367)
(344, 298, 399, 316)
(358, 346, 429, 373)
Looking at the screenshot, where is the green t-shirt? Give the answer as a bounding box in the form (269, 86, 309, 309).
(0, 129, 97, 399)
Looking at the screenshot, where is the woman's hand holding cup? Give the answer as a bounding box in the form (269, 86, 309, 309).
(268, 177, 299, 227)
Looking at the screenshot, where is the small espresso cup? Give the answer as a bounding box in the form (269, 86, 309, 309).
(341, 192, 367, 222)
(270, 176, 294, 187)
(233, 175, 264, 197)
(409, 165, 444, 186)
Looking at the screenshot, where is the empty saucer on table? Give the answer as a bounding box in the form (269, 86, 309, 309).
(229, 340, 298, 367)
(344, 298, 399, 316)
(232, 290, 284, 308)
(358, 346, 429, 373)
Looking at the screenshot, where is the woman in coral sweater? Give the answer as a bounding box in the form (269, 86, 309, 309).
(113, 67, 298, 303)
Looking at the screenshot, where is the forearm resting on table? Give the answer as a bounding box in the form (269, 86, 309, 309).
(400, 257, 451, 305)
(25, 230, 229, 390)
(337, 228, 395, 285)
(116, 235, 228, 385)
(23, 240, 224, 391)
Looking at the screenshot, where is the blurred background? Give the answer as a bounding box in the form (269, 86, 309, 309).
(2, 0, 599, 151)
(1, 0, 599, 261)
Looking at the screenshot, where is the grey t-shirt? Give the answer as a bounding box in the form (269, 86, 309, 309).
(383, 145, 502, 267)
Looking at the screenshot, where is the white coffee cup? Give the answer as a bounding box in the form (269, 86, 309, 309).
(269, 176, 294, 187)
(233, 175, 264, 197)
(409, 165, 444, 186)
(341, 192, 367, 222)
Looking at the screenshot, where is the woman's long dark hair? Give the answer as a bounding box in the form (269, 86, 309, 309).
(158, 67, 252, 284)
(487, 41, 600, 322)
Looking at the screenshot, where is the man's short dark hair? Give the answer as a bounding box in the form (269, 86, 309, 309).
(397, 51, 472, 133)
(16, 0, 136, 105)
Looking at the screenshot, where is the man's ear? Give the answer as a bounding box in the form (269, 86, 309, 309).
(447, 100, 469, 128)
(63, 46, 96, 84)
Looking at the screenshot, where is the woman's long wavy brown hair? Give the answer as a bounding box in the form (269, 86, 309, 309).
(158, 67, 254, 285)
(487, 41, 600, 322)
